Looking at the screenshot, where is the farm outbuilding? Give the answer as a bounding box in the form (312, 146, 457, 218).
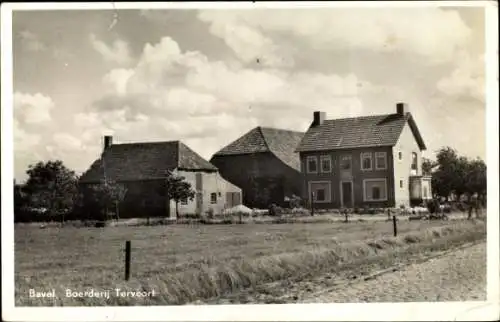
(79, 136, 242, 219)
(210, 126, 304, 209)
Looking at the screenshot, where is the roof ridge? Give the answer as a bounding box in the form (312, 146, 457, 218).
(256, 126, 272, 152)
(176, 141, 181, 168)
(112, 140, 180, 146)
(324, 112, 395, 122)
(259, 126, 305, 134)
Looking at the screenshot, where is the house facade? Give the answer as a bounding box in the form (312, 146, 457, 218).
(210, 126, 304, 209)
(296, 103, 432, 209)
(79, 136, 242, 219)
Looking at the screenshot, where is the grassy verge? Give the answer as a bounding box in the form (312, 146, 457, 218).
(16, 219, 485, 306)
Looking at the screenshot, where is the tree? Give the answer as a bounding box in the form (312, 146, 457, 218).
(165, 170, 195, 217)
(465, 158, 487, 201)
(85, 179, 127, 221)
(23, 160, 79, 223)
(431, 147, 487, 203)
(422, 157, 435, 176)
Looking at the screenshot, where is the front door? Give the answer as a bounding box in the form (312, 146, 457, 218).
(341, 181, 353, 208)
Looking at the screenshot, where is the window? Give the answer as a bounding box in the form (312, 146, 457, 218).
(210, 193, 217, 204)
(363, 179, 388, 201)
(340, 155, 352, 170)
(307, 156, 318, 173)
(309, 181, 332, 203)
(398, 151, 403, 161)
(375, 152, 387, 170)
(400, 180, 404, 189)
(361, 152, 372, 171)
(320, 155, 332, 173)
(181, 198, 188, 205)
(411, 152, 418, 171)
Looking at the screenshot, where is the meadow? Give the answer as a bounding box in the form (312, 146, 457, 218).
(15, 217, 486, 306)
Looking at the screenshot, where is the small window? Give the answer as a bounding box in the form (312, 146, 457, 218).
(375, 152, 387, 170)
(400, 180, 404, 189)
(361, 152, 372, 171)
(398, 152, 403, 161)
(320, 155, 332, 173)
(340, 155, 352, 170)
(307, 156, 318, 173)
(181, 198, 188, 205)
(210, 193, 217, 204)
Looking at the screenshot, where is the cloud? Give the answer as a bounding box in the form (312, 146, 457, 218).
(198, 11, 294, 68)
(18, 30, 47, 52)
(79, 35, 379, 161)
(89, 33, 132, 65)
(14, 92, 55, 124)
(437, 51, 485, 102)
(198, 8, 471, 65)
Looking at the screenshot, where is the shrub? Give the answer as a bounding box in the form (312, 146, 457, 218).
(206, 208, 215, 219)
(426, 200, 439, 214)
(268, 204, 283, 216)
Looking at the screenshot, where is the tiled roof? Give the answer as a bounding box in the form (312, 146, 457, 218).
(79, 140, 217, 183)
(296, 112, 426, 152)
(212, 127, 304, 171)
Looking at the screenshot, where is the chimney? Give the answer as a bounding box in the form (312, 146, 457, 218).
(312, 111, 326, 126)
(103, 135, 113, 151)
(396, 102, 409, 115)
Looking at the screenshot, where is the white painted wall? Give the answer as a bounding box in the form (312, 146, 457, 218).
(168, 170, 242, 217)
(393, 122, 422, 207)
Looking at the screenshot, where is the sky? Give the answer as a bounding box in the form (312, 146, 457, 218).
(11, 5, 487, 182)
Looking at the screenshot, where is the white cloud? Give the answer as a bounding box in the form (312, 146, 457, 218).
(198, 11, 293, 68)
(437, 51, 485, 102)
(102, 68, 135, 95)
(53, 133, 84, 151)
(14, 92, 55, 124)
(18, 30, 47, 52)
(198, 8, 471, 65)
(89, 33, 132, 65)
(14, 119, 41, 151)
(79, 35, 376, 161)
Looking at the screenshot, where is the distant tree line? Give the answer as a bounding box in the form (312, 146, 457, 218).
(422, 146, 486, 204)
(14, 160, 195, 223)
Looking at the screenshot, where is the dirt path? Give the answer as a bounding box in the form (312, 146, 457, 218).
(301, 242, 486, 303)
(196, 242, 486, 304)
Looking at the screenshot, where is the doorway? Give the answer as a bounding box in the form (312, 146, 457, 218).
(341, 181, 354, 208)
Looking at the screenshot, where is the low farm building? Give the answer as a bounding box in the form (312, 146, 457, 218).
(79, 136, 242, 219)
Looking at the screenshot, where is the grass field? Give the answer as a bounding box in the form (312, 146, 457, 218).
(15, 218, 486, 306)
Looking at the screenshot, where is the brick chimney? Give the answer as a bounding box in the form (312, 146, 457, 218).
(396, 102, 409, 115)
(103, 135, 113, 151)
(312, 111, 326, 126)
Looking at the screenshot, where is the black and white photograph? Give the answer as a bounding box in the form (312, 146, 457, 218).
(1, 1, 498, 321)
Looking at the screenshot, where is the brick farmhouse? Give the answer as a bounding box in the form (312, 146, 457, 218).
(296, 103, 432, 209)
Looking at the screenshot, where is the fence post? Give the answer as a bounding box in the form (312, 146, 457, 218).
(125, 240, 131, 281)
(392, 215, 397, 237)
(310, 191, 315, 216)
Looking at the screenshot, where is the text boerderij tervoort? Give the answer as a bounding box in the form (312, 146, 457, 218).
(29, 288, 156, 299)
